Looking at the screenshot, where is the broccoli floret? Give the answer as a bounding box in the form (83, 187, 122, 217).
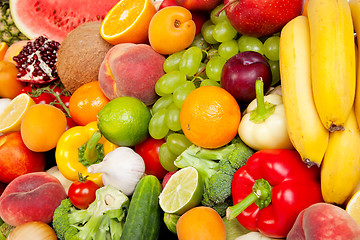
(175, 137, 254, 216)
(52, 185, 129, 240)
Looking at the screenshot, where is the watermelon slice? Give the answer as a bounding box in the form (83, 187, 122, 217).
(10, 0, 120, 43)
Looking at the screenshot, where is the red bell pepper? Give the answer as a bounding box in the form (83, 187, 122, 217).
(227, 149, 323, 238)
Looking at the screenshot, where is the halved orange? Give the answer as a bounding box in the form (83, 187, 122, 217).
(100, 0, 157, 45)
(0, 42, 8, 61)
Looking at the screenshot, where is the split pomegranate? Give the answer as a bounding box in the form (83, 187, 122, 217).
(13, 36, 60, 84)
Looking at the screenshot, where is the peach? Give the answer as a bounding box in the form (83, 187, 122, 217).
(98, 43, 165, 106)
(0, 172, 67, 226)
(3, 40, 29, 65)
(287, 203, 360, 240)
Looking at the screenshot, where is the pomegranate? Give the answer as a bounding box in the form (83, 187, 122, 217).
(13, 36, 60, 84)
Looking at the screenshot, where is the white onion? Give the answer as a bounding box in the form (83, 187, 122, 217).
(7, 221, 57, 240)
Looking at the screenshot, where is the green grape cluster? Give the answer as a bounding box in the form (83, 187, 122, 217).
(200, 4, 281, 85)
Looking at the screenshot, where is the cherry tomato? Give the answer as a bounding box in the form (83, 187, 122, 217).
(66, 117, 77, 130)
(19, 86, 55, 104)
(135, 137, 168, 180)
(68, 176, 100, 209)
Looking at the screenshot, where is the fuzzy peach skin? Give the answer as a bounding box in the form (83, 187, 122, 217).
(98, 43, 165, 106)
(0, 172, 67, 226)
(287, 203, 360, 240)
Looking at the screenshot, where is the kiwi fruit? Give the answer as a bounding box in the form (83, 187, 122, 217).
(56, 21, 113, 93)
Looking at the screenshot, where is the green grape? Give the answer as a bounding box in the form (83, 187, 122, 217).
(218, 39, 239, 60)
(196, 62, 207, 79)
(268, 60, 280, 86)
(201, 20, 218, 44)
(155, 71, 187, 95)
(152, 94, 173, 114)
(205, 55, 227, 82)
(210, 4, 228, 24)
(159, 143, 178, 171)
(191, 34, 209, 51)
(163, 50, 185, 73)
(200, 79, 221, 87)
(149, 108, 169, 139)
(238, 35, 264, 54)
(165, 103, 182, 132)
(263, 35, 280, 61)
(212, 19, 237, 43)
(179, 46, 203, 76)
(207, 48, 219, 59)
(173, 81, 196, 108)
(166, 133, 192, 156)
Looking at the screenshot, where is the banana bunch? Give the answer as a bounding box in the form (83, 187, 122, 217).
(279, 0, 360, 205)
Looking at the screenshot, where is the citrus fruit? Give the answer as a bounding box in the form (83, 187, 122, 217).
(100, 0, 156, 45)
(69, 81, 110, 126)
(159, 166, 203, 215)
(0, 61, 25, 98)
(97, 96, 151, 147)
(0, 93, 35, 134)
(176, 206, 227, 240)
(21, 104, 67, 152)
(0, 42, 9, 61)
(346, 189, 360, 225)
(180, 86, 241, 149)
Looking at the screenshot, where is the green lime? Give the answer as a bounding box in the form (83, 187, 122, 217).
(159, 167, 203, 215)
(97, 96, 151, 147)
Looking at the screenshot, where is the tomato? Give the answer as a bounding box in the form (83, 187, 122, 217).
(68, 176, 100, 209)
(66, 117, 77, 130)
(19, 86, 55, 104)
(148, 6, 196, 55)
(135, 137, 168, 180)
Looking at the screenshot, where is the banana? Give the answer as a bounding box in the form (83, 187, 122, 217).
(307, 0, 356, 132)
(321, 109, 360, 205)
(349, 0, 360, 130)
(279, 15, 329, 167)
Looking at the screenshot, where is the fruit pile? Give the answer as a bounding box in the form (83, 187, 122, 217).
(1, 0, 360, 239)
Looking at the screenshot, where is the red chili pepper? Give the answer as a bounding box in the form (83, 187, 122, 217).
(227, 149, 323, 238)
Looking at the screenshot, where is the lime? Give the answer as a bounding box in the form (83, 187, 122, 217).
(97, 96, 151, 147)
(0, 93, 35, 134)
(159, 166, 203, 215)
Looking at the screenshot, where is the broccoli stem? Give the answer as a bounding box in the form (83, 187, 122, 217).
(226, 179, 272, 220)
(76, 214, 104, 240)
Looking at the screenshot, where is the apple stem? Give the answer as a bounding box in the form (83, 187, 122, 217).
(215, 0, 236, 17)
(249, 78, 276, 123)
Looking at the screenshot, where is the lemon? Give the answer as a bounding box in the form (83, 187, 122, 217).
(159, 166, 203, 215)
(0, 93, 35, 134)
(97, 96, 151, 147)
(346, 189, 360, 225)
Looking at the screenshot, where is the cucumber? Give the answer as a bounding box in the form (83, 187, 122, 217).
(120, 175, 163, 240)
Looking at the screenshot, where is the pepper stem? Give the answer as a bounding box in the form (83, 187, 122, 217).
(226, 179, 272, 221)
(84, 131, 102, 163)
(249, 78, 275, 123)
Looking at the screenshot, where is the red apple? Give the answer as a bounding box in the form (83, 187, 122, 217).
(175, 0, 222, 11)
(224, 0, 304, 37)
(220, 51, 272, 104)
(0, 132, 46, 183)
(159, 0, 178, 9)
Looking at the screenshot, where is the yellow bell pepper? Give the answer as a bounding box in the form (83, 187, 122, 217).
(55, 121, 118, 186)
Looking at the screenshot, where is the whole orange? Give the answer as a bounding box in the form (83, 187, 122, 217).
(180, 86, 241, 149)
(69, 81, 110, 126)
(148, 6, 196, 55)
(176, 206, 227, 240)
(0, 61, 25, 99)
(21, 104, 67, 152)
